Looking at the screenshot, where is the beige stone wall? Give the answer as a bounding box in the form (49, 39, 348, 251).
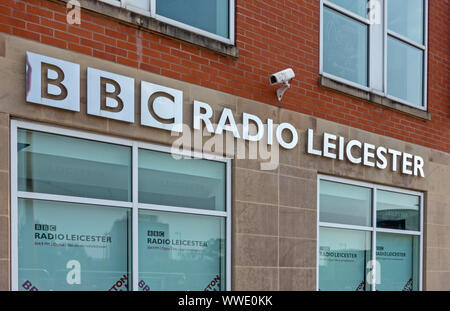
(0, 34, 449, 290)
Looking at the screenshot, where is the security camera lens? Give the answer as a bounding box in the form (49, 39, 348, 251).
(270, 76, 277, 84)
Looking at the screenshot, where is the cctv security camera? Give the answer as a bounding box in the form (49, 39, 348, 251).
(269, 68, 295, 102)
(270, 68, 295, 86)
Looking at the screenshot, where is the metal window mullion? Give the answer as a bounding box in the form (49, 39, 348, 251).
(376, 184, 423, 197)
(316, 175, 321, 291)
(16, 191, 133, 209)
(138, 203, 228, 218)
(319, 0, 324, 75)
(383, 0, 388, 96)
(13, 120, 134, 147)
(385, 0, 428, 109)
(423, 0, 429, 111)
(419, 193, 424, 291)
(10, 121, 18, 291)
(318, 174, 375, 190)
(137, 141, 229, 164)
(226, 159, 232, 291)
(387, 30, 426, 50)
(100, 0, 121, 7)
(375, 228, 421, 236)
(132, 142, 139, 292)
(368, 0, 385, 93)
(367, 1, 371, 90)
(150, 0, 156, 18)
(323, 0, 370, 24)
(319, 222, 373, 232)
(225, 0, 235, 45)
(384, 94, 427, 111)
(322, 72, 371, 92)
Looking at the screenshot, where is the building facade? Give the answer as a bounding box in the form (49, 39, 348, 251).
(0, 0, 449, 291)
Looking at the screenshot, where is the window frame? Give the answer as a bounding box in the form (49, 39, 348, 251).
(10, 119, 232, 291)
(316, 174, 424, 291)
(319, 0, 429, 111)
(108, 0, 235, 45)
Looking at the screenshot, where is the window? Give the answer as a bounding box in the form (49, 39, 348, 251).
(320, 0, 428, 109)
(318, 175, 423, 291)
(102, 0, 234, 44)
(11, 121, 231, 291)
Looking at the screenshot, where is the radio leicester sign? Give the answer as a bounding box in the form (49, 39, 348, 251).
(24, 51, 425, 177)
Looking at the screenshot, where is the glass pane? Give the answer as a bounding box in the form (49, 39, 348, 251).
(327, 0, 368, 18)
(18, 199, 131, 291)
(138, 149, 226, 211)
(376, 233, 420, 291)
(388, 0, 424, 44)
(126, 0, 150, 12)
(323, 7, 368, 86)
(377, 190, 420, 231)
(319, 227, 372, 291)
(320, 180, 372, 227)
(18, 129, 132, 202)
(138, 209, 226, 291)
(156, 0, 229, 38)
(387, 36, 424, 107)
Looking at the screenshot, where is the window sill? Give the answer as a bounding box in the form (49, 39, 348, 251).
(58, 0, 239, 58)
(319, 75, 431, 121)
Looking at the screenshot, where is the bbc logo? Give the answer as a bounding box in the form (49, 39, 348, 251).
(35, 224, 56, 231)
(26, 51, 183, 133)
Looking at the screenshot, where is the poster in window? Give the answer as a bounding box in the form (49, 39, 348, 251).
(376, 233, 419, 291)
(18, 199, 131, 291)
(319, 227, 371, 291)
(138, 210, 226, 291)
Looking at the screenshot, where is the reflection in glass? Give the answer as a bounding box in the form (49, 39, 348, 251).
(138, 209, 226, 291)
(320, 180, 372, 227)
(18, 199, 131, 291)
(377, 190, 420, 231)
(18, 129, 132, 201)
(328, 0, 368, 18)
(319, 227, 372, 291)
(138, 149, 226, 211)
(323, 7, 368, 86)
(376, 233, 420, 291)
(388, 0, 424, 44)
(156, 0, 229, 38)
(387, 36, 424, 107)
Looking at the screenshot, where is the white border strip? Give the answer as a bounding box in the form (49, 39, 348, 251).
(138, 203, 227, 218)
(226, 158, 232, 291)
(317, 174, 424, 291)
(132, 142, 139, 291)
(319, 222, 374, 232)
(323, 0, 370, 24)
(10, 120, 18, 291)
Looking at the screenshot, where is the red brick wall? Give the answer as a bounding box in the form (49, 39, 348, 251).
(0, 0, 449, 152)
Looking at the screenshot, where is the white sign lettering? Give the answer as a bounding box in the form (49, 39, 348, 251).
(25, 52, 426, 178)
